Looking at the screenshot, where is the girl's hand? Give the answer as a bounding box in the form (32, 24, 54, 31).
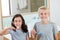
(0, 27, 15, 36)
(7, 27, 15, 30)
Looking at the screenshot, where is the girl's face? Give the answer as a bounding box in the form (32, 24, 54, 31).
(13, 17, 22, 28)
(39, 9, 50, 21)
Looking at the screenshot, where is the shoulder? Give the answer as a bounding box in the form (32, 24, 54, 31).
(34, 22, 41, 25)
(49, 22, 56, 25)
(8, 29, 14, 34)
(49, 22, 57, 29)
(34, 22, 41, 29)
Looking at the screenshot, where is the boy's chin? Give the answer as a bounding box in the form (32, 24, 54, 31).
(41, 18, 48, 21)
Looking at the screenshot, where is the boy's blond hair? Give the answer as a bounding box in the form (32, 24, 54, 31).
(38, 6, 49, 13)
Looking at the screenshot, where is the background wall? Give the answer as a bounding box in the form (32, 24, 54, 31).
(0, 0, 3, 40)
(1, 0, 48, 16)
(1, 0, 60, 40)
(1, 0, 10, 16)
(2, 12, 40, 38)
(50, 0, 60, 26)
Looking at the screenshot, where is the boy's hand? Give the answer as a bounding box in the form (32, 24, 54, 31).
(31, 29, 36, 35)
(31, 29, 37, 38)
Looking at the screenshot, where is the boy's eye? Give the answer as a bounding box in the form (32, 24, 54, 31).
(44, 13, 47, 15)
(40, 13, 48, 15)
(40, 13, 43, 15)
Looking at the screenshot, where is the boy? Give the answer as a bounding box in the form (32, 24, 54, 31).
(31, 6, 58, 40)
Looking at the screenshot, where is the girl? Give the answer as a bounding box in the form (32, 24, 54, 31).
(31, 6, 58, 40)
(0, 14, 29, 40)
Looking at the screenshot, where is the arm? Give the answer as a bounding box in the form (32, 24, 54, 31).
(31, 29, 37, 38)
(53, 23, 58, 40)
(31, 24, 37, 38)
(0, 28, 9, 36)
(26, 34, 29, 40)
(0, 27, 15, 36)
(54, 34, 58, 40)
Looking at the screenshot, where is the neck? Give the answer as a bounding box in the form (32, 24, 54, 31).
(41, 20, 49, 24)
(16, 27, 21, 30)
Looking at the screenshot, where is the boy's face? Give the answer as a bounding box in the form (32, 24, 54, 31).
(39, 9, 50, 21)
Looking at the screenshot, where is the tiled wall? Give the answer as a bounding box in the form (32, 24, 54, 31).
(3, 13, 40, 39)
(2, 13, 40, 31)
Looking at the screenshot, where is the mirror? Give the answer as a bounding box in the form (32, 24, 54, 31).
(9, 0, 47, 15)
(1, 0, 48, 39)
(1, 0, 60, 40)
(1, 0, 48, 16)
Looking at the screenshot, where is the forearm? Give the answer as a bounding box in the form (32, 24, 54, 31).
(26, 37, 29, 40)
(54, 35, 58, 40)
(0, 27, 15, 36)
(0, 28, 10, 36)
(0, 32, 2, 36)
(26, 35, 29, 40)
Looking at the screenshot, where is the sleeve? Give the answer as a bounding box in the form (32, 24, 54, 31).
(8, 29, 13, 34)
(26, 32, 29, 40)
(53, 23, 58, 35)
(26, 32, 29, 37)
(33, 23, 37, 32)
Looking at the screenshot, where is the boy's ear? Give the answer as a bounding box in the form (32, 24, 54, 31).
(47, 9, 50, 16)
(48, 13, 50, 16)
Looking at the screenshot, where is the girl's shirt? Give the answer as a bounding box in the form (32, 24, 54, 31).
(8, 29, 27, 40)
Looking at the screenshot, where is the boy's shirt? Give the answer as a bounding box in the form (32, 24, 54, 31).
(34, 22, 58, 40)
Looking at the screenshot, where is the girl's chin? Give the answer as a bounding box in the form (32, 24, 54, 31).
(17, 26, 20, 27)
(16, 26, 20, 28)
(16, 26, 21, 29)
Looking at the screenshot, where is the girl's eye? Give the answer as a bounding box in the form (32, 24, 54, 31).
(14, 20, 17, 22)
(14, 20, 21, 22)
(19, 20, 21, 22)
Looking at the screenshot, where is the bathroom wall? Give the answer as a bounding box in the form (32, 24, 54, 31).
(2, 12, 40, 38)
(0, 0, 3, 40)
(50, 0, 60, 26)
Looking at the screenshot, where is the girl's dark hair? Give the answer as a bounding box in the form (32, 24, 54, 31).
(11, 14, 28, 33)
